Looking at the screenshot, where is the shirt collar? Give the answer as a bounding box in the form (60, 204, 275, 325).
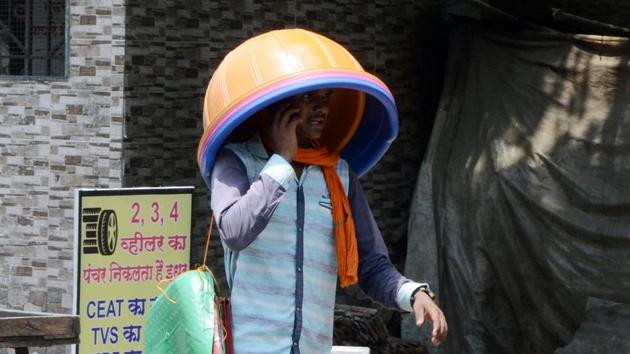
(245, 133, 270, 159)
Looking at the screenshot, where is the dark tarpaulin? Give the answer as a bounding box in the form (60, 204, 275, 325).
(403, 12, 630, 354)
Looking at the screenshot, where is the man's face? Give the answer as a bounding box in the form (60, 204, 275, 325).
(291, 89, 333, 146)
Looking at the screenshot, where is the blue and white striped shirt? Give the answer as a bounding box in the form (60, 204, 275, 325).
(210, 135, 425, 353)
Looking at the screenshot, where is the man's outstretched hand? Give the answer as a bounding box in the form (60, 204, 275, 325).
(412, 291, 448, 346)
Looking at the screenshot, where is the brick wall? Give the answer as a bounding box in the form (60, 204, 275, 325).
(1, 0, 447, 351)
(4, 0, 630, 352)
(122, 0, 448, 296)
(0, 1, 124, 353)
(123, 0, 217, 285)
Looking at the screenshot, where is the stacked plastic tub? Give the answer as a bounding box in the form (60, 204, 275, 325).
(197, 28, 399, 183)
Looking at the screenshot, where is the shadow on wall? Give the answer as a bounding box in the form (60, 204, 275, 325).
(122, 0, 449, 316)
(122, 0, 218, 287)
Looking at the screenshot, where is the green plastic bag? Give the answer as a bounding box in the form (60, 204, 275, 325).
(144, 268, 219, 353)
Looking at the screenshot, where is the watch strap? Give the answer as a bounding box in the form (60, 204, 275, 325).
(410, 285, 435, 307)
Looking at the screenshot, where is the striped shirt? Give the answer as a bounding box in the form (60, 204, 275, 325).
(211, 135, 425, 353)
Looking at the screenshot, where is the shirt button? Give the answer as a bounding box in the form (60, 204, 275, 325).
(296, 306, 301, 312)
(297, 267, 302, 272)
(298, 227, 303, 232)
(293, 342, 298, 346)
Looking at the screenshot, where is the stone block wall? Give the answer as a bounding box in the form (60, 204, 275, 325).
(5, 0, 630, 352)
(1, 0, 448, 351)
(0, 1, 125, 353)
(122, 0, 448, 296)
(123, 0, 216, 284)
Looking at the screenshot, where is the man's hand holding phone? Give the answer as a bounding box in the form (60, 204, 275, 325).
(268, 102, 303, 163)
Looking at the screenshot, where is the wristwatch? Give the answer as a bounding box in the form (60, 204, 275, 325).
(410, 285, 436, 307)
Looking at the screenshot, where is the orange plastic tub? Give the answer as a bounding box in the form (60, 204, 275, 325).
(198, 29, 398, 185)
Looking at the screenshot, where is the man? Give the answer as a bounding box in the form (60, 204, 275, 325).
(211, 89, 447, 353)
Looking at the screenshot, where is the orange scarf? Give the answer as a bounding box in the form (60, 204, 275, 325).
(294, 146, 358, 288)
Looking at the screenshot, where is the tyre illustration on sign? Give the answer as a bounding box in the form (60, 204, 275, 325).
(82, 207, 118, 255)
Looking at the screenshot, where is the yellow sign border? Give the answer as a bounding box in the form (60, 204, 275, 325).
(72, 187, 194, 354)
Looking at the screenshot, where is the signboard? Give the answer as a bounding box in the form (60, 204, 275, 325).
(73, 187, 194, 354)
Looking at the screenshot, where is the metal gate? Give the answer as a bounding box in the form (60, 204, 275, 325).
(0, 0, 66, 77)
